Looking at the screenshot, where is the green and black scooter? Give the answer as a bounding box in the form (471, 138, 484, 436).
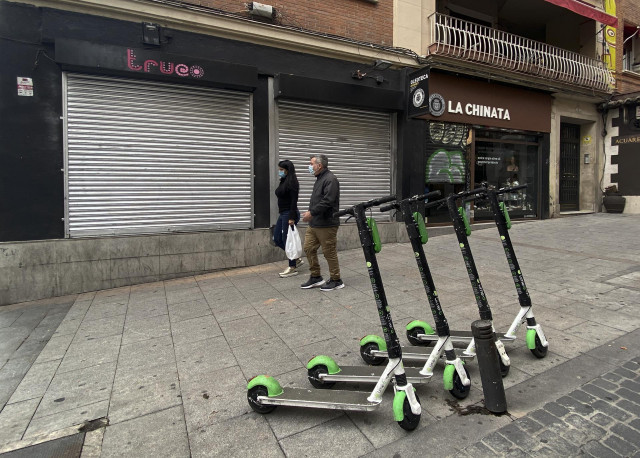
(359, 191, 471, 399)
(407, 189, 512, 377)
(247, 195, 422, 431)
(480, 184, 548, 357)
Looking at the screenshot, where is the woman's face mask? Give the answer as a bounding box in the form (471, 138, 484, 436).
(278, 170, 286, 179)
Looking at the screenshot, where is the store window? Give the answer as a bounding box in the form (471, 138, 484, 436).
(424, 122, 470, 223)
(473, 130, 540, 220)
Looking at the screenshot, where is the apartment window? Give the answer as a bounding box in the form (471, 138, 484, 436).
(623, 24, 640, 73)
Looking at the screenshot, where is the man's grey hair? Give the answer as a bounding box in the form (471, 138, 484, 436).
(310, 154, 328, 168)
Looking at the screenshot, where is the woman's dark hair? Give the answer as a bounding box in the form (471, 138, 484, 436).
(278, 159, 299, 191)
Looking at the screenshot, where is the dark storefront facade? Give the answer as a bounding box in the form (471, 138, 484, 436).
(0, 1, 421, 244)
(408, 69, 552, 223)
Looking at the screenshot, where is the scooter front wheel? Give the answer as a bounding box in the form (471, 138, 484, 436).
(450, 367, 471, 400)
(247, 386, 277, 414)
(499, 351, 510, 377)
(530, 333, 548, 359)
(360, 342, 386, 366)
(398, 393, 421, 431)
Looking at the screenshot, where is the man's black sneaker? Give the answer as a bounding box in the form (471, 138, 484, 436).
(320, 279, 344, 291)
(300, 276, 325, 289)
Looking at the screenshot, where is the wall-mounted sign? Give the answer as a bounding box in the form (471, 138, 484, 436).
(409, 71, 552, 132)
(407, 67, 430, 117)
(55, 39, 258, 91)
(17, 77, 33, 96)
(612, 134, 640, 145)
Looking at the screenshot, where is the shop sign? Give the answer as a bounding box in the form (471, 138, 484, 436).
(612, 134, 640, 145)
(17, 77, 33, 96)
(127, 49, 204, 79)
(409, 71, 552, 132)
(54, 39, 258, 90)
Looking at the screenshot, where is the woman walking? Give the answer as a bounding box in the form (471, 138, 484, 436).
(274, 160, 303, 277)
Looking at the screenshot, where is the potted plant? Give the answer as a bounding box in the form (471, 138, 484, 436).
(602, 185, 626, 213)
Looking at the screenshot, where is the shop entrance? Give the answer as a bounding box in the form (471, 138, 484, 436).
(559, 123, 581, 211)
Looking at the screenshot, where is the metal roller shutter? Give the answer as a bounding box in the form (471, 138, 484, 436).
(277, 100, 393, 220)
(64, 73, 252, 237)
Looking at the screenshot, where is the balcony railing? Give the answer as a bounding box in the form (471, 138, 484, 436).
(428, 13, 614, 92)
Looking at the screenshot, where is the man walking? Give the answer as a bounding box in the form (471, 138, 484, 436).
(300, 154, 344, 291)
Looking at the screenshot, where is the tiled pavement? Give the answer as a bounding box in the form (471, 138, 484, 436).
(0, 213, 639, 457)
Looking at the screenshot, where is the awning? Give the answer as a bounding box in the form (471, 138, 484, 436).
(543, 0, 617, 27)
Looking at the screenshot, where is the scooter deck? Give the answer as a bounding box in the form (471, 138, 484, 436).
(369, 346, 475, 361)
(416, 330, 516, 342)
(320, 365, 430, 384)
(258, 387, 381, 411)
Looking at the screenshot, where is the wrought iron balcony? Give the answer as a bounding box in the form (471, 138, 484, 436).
(428, 13, 614, 92)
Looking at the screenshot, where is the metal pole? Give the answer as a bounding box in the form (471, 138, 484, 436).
(471, 320, 507, 414)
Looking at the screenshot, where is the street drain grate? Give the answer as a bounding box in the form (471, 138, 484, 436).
(0, 433, 84, 458)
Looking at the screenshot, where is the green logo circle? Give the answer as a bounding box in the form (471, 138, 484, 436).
(366, 262, 372, 268)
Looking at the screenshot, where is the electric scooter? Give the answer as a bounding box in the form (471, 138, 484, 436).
(247, 195, 422, 431)
(407, 189, 511, 377)
(358, 192, 471, 399)
(481, 184, 549, 357)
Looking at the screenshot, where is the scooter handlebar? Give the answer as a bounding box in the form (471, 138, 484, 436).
(333, 195, 396, 218)
(407, 190, 442, 203)
(424, 197, 447, 210)
(497, 184, 528, 194)
(454, 187, 487, 199)
(379, 190, 442, 213)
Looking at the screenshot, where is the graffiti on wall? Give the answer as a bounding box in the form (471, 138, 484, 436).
(427, 149, 465, 183)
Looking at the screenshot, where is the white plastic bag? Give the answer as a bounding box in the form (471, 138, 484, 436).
(285, 225, 303, 260)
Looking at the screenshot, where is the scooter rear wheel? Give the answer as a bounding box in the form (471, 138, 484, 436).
(247, 386, 276, 414)
(360, 342, 386, 366)
(398, 393, 421, 431)
(406, 327, 433, 347)
(307, 365, 336, 389)
(530, 333, 548, 359)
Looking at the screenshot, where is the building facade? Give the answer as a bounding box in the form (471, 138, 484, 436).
(0, 0, 627, 304)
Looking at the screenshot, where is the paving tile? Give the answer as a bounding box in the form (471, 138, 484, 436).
(7, 360, 60, 404)
(219, 316, 277, 349)
(108, 362, 181, 424)
(279, 414, 374, 457)
(232, 336, 302, 378)
(24, 399, 109, 439)
(181, 365, 249, 432)
(174, 336, 237, 382)
(56, 334, 121, 374)
(189, 414, 283, 458)
(166, 287, 205, 305)
(0, 397, 40, 446)
(117, 335, 176, 372)
(121, 313, 171, 345)
(170, 315, 222, 346)
(72, 314, 125, 343)
(100, 406, 189, 458)
(168, 299, 212, 323)
(32, 334, 74, 365)
(34, 362, 116, 419)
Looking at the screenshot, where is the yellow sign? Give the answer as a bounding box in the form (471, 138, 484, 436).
(604, 0, 616, 76)
(582, 136, 592, 145)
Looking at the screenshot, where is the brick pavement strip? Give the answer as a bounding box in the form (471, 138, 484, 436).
(457, 357, 640, 457)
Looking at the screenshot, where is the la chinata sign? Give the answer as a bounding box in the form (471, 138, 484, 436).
(408, 70, 552, 133)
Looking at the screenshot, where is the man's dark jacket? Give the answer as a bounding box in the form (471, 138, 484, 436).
(308, 168, 340, 227)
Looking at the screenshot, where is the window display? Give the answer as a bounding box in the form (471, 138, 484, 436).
(473, 131, 539, 220)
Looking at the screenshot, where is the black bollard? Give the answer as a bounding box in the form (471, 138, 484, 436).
(471, 320, 507, 414)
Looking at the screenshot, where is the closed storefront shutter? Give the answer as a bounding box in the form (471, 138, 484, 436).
(276, 100, 393, 219)
(64, 73, 252, 237)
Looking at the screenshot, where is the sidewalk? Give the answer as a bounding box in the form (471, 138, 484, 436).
(0, 213, 639, 457)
